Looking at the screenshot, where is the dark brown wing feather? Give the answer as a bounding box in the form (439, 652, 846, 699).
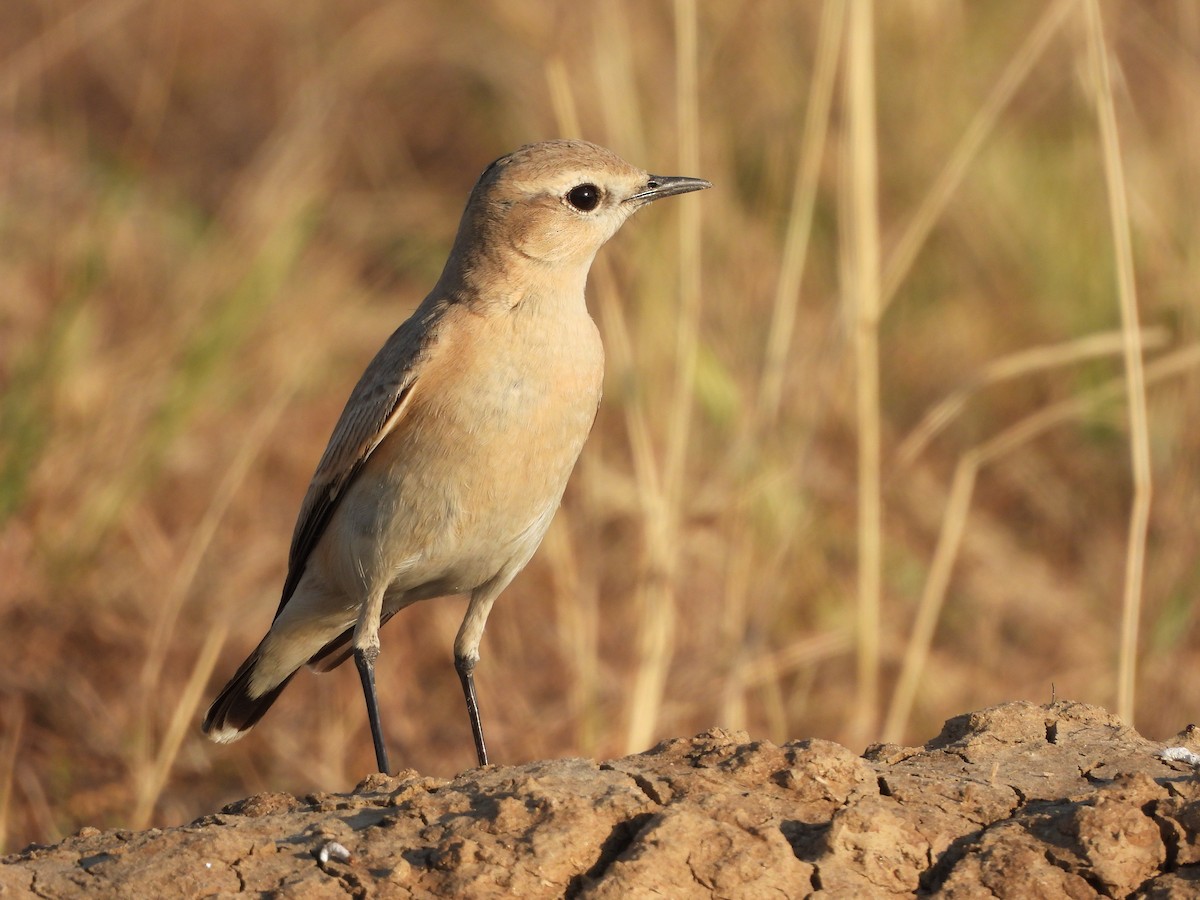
(273, 301, 442, 621)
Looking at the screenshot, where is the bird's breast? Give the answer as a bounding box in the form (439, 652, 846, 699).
(441, 300, 604, 501)
(347, 299, 604, 594)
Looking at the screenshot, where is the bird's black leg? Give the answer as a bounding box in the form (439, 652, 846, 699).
(355, 646, 391, 774)
(455, 654, 489, 767)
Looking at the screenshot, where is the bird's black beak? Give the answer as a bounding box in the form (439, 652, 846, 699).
(626, 175, 713, 205)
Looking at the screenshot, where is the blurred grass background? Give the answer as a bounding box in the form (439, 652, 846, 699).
(3, 0, 1200, 850)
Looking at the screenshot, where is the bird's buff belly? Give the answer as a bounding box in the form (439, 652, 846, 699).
(319, 381, 596, 603)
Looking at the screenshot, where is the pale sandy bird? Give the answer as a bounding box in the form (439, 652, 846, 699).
(202, 139, 710, 773)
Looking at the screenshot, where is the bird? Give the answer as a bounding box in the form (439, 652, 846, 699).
(202, 139, 711, 774)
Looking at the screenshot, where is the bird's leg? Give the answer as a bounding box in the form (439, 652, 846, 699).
(455, 653, 488, 767)
(455, 583, 505, 767)
(354, 586, 390, 773)
(355, 646, 391, 774)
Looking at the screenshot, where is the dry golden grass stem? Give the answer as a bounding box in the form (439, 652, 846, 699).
(546, 1, 707, 755)
(544, 54, 637, 757)
(1085, 0, 1153, 725)
(12, 761, 56, 849)
(665, 0, 703, 505)
(131, 380, 298, 828)
(591, 1, 646, 163)
(716, 510, 762, 731)
(882, 0, 1151, 740)
(844, 0, 883, 744)
(0, 699, 22, 852)
(754, 0, 845, 431)
(592, 255, 671, 756)
(881, 0, 1077, 311)
(541, 509, 601, 754)
(897, 327, 1170, 468)
(884, 342, 1200, 742)
(545, 57, 581, 140)
(726, 0, 846, 741)
(544, 45, 673, 755)
(131, 621, 228, 829)
(527, 58, 605, 747)
(136, 382, 298, 719)
(883, 459, 975, 744)
(624, 0, 704, 755)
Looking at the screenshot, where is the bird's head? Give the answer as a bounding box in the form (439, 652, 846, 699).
(459, 139, 711, 268)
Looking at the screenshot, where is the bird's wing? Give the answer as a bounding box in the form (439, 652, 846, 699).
(272, 306, 438, 620)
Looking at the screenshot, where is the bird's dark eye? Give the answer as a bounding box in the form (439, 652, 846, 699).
(566, 183, 601, 212)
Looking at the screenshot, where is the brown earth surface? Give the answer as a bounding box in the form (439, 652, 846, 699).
(4, 700, 1200, 898)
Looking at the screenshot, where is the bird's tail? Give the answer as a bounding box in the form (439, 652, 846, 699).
(203, 609, 399, 741)
(202, 642, 297, 744)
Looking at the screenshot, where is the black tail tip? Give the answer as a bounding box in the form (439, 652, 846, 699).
(202, 651, 295, 742)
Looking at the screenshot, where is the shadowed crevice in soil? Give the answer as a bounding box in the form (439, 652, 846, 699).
(779, 818, 828, 856)
(5, 700, 1200, 897)
(565, 812, 655, 898)
(919, 831, 973, 894)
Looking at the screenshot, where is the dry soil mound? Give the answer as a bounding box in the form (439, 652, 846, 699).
(4, 700, 1200, 897)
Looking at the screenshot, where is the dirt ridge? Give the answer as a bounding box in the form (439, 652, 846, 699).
(5, 700, 1200, 897)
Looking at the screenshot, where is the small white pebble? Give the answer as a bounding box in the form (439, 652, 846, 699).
(205, 862, 212, 869)
(318, 841, 352, 865)
(1158, 746, 1200, 767)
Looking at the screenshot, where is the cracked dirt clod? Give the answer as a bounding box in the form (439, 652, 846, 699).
(5, 701, 1200, 897)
